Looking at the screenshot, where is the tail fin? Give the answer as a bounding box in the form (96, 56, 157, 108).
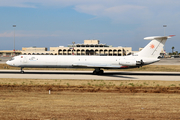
(136, 35, 175, 58)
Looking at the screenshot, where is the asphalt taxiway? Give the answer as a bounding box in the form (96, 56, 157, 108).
(0, 70, 180, 81)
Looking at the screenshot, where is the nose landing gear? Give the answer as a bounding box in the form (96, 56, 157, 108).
(21, 67, 24, 73)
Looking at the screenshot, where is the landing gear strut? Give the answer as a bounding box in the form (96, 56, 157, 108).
(21, 67, 24, 73)
(93, 68, 104, 75)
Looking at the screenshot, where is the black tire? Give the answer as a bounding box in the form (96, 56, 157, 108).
(99, 70, 104, 75)
(93, 70, 97, 75)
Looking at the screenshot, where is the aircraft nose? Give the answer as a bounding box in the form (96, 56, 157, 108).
(6, 61, 10, 65)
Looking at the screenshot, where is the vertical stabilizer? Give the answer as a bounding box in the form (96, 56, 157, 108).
(137, 35, 175, 58)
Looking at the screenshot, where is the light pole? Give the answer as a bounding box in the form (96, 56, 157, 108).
(13, 25, 16, 56)
(163, 25, 167, 36)
(163, 25, 167, 55)
(72, 42, 75, 55)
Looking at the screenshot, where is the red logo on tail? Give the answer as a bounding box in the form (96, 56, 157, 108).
(150, 44, 155, 49)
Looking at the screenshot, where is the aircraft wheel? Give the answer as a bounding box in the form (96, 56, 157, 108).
(93, 70, 104, 75)
(20, 67, 24, 73)
(99, 70, 104, 75)
(93, 70, 97, 75)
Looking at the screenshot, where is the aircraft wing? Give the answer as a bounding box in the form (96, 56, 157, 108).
(72, 63, 121, 68)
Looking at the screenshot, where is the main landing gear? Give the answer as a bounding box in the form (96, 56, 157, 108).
(20, 67, 24, 73)
(93, 68, 104, 75)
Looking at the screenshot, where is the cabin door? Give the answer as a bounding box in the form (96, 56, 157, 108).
(23, 56, 27, 63)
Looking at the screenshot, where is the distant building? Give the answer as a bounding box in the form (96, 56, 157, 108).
(0, 50, 21, 57)
(21, 47, 51, 55)
(0, 40, 132, 57)
(50, 40, 132, 56)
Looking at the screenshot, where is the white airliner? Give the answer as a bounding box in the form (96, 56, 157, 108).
(6, 35, 174, 74)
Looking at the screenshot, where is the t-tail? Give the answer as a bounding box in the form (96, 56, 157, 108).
(136, 35, 175, 58)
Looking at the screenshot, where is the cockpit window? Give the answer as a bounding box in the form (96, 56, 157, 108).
(9, 58, 15, 61)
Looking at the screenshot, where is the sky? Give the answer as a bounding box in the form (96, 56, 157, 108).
(0, 0, 180, 52)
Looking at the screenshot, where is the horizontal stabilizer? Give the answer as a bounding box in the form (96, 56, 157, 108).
(144, 35, 175, 40)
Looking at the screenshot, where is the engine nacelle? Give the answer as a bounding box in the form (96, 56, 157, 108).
(119, 60, 137, 66)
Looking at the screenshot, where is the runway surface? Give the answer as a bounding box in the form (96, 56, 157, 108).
(0, 70, 180, 81)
